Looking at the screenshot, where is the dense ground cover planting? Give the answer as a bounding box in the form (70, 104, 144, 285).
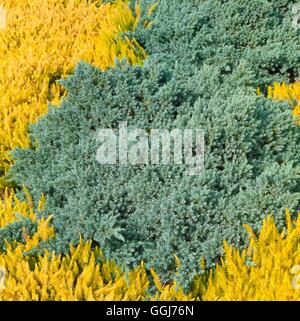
(0, 0, 300, 300)
(9, 0, 300, 287)
(2, 190, 300, 300)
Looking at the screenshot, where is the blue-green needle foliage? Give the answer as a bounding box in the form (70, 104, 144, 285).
(9, 0, 300, 286)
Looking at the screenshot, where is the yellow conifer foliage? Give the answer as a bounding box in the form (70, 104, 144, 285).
(266, 82, 300, 123)
(0, 232, 191, 301)
(0, 238, 152, 301)
(0, 223, 188, 301)
(0, 0, 146, 187)
(0, 188, 36, 227)
(197, 210, 300, 301)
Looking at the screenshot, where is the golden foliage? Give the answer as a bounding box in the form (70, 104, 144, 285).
(0, 238, 152, 301)
(266, 82, 300, 123)
(0, 187, 36, 228)
(0, 234, 193, 301)
(196, 210, 300, 301)
(0, 0, 145, 187)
